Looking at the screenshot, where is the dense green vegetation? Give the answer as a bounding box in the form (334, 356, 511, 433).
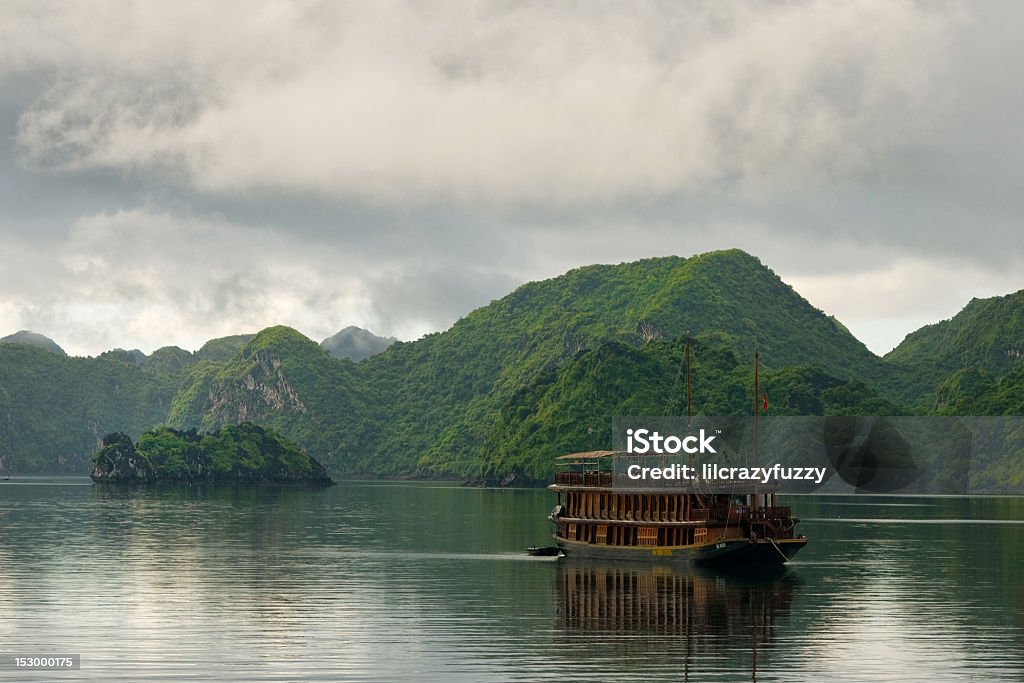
(885, 291, 1024, 409)
(194, 334, 255, 362)
(166, 326, 378, 473)
(91, 422, 332, 484)
(357, 251, 899, 477)
(1, 249, 1022, 484)
(477, 335, 904, 484)
(0, 342, 186, 473)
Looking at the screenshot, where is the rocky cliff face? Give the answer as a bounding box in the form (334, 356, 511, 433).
(208, 349, 308, 422)
(200, 335, 314, 430)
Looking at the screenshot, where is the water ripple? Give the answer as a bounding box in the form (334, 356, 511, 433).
(0, 481, 1022, 681)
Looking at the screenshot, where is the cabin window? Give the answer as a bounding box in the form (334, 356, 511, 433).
(638, 527, 658, 546)
(596, 524, 607, 544)
(694, 527, 708, 544)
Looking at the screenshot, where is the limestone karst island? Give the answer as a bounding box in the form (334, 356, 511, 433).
(90, 422, 334, 485)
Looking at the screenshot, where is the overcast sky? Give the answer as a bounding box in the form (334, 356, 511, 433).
(1, 1, 1022, 357)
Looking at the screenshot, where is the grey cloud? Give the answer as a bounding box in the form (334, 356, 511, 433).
(368, 264, 524, 340)
(7, 1, 963, 206)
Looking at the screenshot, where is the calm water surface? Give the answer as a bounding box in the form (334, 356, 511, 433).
(1, 478, 1023, 681)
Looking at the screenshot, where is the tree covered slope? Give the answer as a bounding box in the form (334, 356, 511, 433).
(0, 250, 1020, 482)
(886, 290, 1024, 411)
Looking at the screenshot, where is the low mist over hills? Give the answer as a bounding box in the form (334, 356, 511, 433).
(0, 330, 66, 356)
(321, 326, 396, 361)
(1, 250, 1022, 482)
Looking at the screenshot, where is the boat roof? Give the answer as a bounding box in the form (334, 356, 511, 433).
(556, 450, 717, 460)
(555, 450, 625, 460)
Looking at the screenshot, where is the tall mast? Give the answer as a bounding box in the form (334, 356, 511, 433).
(753, 349, 760, 513)
(685, 333, 692, 430)
(686, 333, 706, 511)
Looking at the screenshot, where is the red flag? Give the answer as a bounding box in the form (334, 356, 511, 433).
(762, 391, 768, 413)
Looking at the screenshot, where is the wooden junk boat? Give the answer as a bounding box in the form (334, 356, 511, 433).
(548, 451, 806, 564)
(547, 346, 806, 565)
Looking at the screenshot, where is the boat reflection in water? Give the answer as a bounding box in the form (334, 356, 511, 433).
(556, 559, 800, 680)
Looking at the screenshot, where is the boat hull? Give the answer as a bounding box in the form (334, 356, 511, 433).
(555, 536, 806, 565)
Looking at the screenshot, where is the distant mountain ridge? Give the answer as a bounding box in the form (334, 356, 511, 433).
(1, 249, 1022, 484)
(321, 326, 396, 361)
(0, 330, 66, 356)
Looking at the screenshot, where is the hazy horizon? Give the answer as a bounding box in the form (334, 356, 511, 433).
(0, 247, 999, 358)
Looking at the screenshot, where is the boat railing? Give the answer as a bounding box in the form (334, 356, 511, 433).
(690, 505, 793, 523)
(554, 471, 613, 487)
(750, 506, 792, 520)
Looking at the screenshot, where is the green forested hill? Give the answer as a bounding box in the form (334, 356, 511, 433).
(0, 250, 1020, 481)
(477, 334, 903, 484)
(886, 290, 1024, 410)
(359, 250, 895, 476)
(0, 343, 188, 473)
(0, 330, 67, 356)
(166, 326, 376, 473)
